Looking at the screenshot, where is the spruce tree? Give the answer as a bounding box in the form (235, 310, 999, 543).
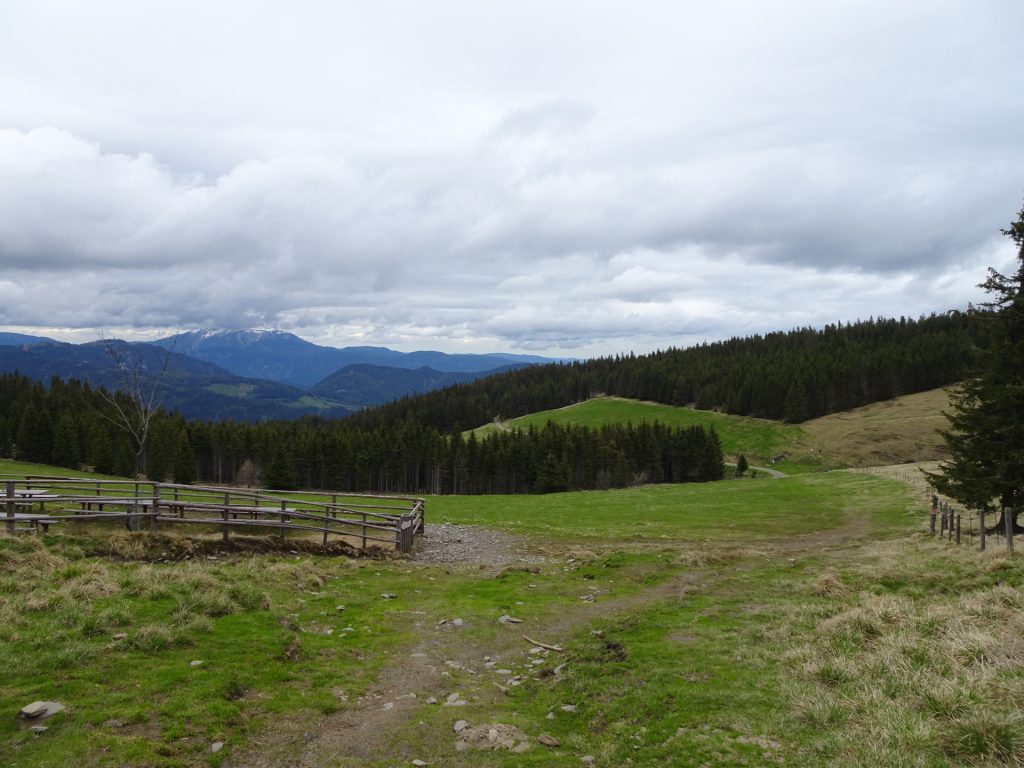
(929, 204, 1024, 530)
(172, 430, 197, 485)
(736, 454, 749, 477)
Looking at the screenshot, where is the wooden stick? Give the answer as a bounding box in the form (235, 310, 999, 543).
(523, 635, 563, 652)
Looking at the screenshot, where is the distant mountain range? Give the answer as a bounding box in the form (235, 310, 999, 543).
(0, 329, 564, 421)
(153, 329, 560, 387)
(0, 332, 59, 347)
(309, 362, 524, 409)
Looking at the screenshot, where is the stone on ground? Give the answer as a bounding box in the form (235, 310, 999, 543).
(456, 723, 531, 752)
(19, 701, 64, 719)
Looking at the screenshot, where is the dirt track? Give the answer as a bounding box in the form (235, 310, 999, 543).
(226, 498, 883, 767)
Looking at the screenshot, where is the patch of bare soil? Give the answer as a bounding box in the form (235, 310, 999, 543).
(772, 514, 872, 553)
(412, 523, 546, 568)
(75, 531, 378, 562)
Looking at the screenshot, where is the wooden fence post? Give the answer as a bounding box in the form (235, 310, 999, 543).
(222, 492, 231, 542)
(279, 499, 287, 544)
(980, 509, 986, 551)
(1005, 507, 1015, 554)
(5, 481, 15, 536)
(362, 513, 367, 552)
(949, 508, 954, 542)
(150, 484, 160, 532)
(956, 513, 961, 545)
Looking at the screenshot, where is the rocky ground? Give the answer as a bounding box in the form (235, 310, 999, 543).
(412, 522, 546, 568)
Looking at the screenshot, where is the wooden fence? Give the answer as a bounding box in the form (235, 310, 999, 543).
(852, 468, 1016, 555)
(1, 475, 425, 554)
(927, 495, 1016, 554)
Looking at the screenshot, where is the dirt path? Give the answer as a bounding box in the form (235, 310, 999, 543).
(748, 464, 786, 479)
(724, 462, 786, 479)
(412, 522, 546, 568)
(227, 498, 888, 768)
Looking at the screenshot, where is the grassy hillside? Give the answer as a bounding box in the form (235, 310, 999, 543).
(802, 387, 952, 467)
(472, 396, 804, 461)
(472, 389, 954, 473)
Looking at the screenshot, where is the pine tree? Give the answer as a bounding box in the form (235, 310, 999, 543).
(736, 454, 749, 477)
(51, 413, 80, 469)
(929, 203, 1024, 530)
(264, 445, 300, 491)
(172, 430, 197, 485)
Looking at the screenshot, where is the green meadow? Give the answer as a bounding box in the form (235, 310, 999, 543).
(471, 396, 809, 464)
(1, 454, 1022, 767)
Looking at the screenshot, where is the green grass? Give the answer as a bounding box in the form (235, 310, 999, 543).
(471, 396, 807, 462)
(0, 536, 681, 767)
(429, 471, 902, 542)
(0, 459, 125, 481)
(2, 456, 1020, 767)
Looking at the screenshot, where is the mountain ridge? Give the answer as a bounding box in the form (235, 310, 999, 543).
(0, 340, 350, 422)
(153, 329, 567, 387)
(0, 329, 559, 420)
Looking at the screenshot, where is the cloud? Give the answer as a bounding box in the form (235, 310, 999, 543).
(0, 1, 1022, 355)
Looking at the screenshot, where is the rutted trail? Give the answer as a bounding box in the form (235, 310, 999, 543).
(227, 504, 883, 767)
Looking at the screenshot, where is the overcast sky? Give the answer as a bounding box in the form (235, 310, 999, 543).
(1, 1, 1021, 357)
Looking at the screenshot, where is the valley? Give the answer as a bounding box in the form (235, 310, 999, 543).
(0, 330, 560, 421)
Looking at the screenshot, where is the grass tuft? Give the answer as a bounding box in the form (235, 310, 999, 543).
(813, 573, 847, 597)
(942, 711, 1024, 764)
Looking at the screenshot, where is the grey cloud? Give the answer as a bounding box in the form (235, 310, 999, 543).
(489, 101, 597, 140)
(1, 2, 1022, 355)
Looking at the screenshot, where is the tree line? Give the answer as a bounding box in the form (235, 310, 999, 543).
(0, 373, 723, 493)
(341, 311, 988, 433)
(1, 309, 986, 496)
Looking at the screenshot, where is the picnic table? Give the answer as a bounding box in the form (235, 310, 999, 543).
(3, 488, 62, 533)
(3, 488, 61, 522)
(5, 513, 62, 533)
(3, 488, 60, 501)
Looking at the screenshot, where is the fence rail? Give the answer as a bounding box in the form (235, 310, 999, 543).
(924, 489, 1015, 554)
(1, 475, 425, 554)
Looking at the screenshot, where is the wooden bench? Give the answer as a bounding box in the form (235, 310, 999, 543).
(5, 513, 62, 533)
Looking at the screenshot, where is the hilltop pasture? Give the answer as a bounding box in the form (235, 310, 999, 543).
(1, 389, 1016, 767)
(3, 448, 1021, 767)
(472, 389, 954, 472)
(471, 396, 804, 461)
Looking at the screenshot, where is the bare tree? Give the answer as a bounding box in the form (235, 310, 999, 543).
(95, 333, 177, 479)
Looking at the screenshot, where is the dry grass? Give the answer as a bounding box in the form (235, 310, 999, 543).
(812, 573, 848, 597)
(802, 387, 952, 467)
(780, 537, 1024, 767)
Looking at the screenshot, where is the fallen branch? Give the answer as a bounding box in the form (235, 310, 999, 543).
(523, 635, 563, 652)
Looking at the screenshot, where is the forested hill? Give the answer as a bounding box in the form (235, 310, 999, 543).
(343, 311, 987, 431)
(0, 373, 724, 493)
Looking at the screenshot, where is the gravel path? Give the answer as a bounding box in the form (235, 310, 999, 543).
(413, 523, 544, 567)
